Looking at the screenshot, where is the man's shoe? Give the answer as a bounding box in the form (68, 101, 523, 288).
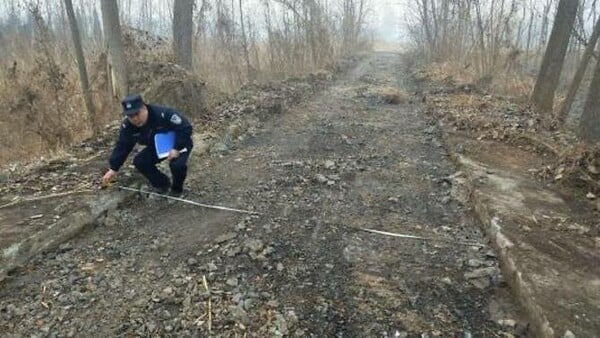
(169, 188, 184, 198)
(151, 185, 169, 195)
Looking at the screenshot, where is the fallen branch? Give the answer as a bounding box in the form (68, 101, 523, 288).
(514, 133, 560, 156)
(0, 189, 95, 209)
(361, 228, 486, 247)
(577, 168, 600, 189)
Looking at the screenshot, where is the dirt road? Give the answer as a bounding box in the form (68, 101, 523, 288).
(0, 53, 524, 337)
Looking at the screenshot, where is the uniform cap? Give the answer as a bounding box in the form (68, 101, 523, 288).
(121, 94, 144, 116)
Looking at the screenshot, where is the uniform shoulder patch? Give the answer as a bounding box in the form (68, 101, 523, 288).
(170, 113, 182, 125)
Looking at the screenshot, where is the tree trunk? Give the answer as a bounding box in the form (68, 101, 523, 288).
(558, 16, 600, 123)
(92, 7, 103, 46)
(531, 0, 579, 114)
(421, 0, 434, 57)
(239, 0, 252, 79)
(525, 3, 534, 59)
(64, 0, 97, 133)
(580, 54, 600, 142)
(173, 0, 194, 70)
(100, 0, 128, 99)
(475, 0, 487, 74)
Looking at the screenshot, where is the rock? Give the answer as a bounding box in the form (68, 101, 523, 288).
(315, 174, 328, 184)
(146, 320, 157, 333)
(276, 263, 284, 271)
(469, 277, 490, 289)
(232, 293, 244, 304)
(324, 160, 336, 170)
(215, 232, 237, 244)
(567, 223, 590, 235)
(162, 286, 174, 295)
(235, 221, 247, 231)
(243, 298, 254, 310)
(467, 259, 484, 267)
(3, 304, 16, 319)
(497, 319, 516, 328)
(263, 246, 275, 256)
(244, 239, 264, 252)
(424, 126, 436, 135)
(272, 312, 289, 336)
(394, 331, 409, 338)
(207, 263, 218, 272)
(464, 267, 496, 279)
(586, 192, 596, 200)
(441, 277, 453, 285)
(210, 142, 229, 154)
(229, 305, 250, 325)
(285, 310, 298, 327)
(563, 330, 576, 338)
(187, 258, 198, 266)
(104, 213, 119, 227)
(388, 197, 399, 203)
(226, 277, 238, 287)
(227, 246, 241, 257)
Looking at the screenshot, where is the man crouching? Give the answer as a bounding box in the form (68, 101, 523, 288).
(102, 94, 193, 196)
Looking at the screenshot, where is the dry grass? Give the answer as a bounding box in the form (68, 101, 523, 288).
(0, 41, 123, 163)
(0, 36, 95, 164)
(0, 18, 366, 170)
(416, 60, 536, 99)
(372, 86, 409, 104)
(489, 73, 535, 98)
(415, 49, 600, 194)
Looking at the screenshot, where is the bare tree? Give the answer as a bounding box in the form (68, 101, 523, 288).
(580, 54, 600, 142)
(531, 0, 579, 114)
(340, 0, 368, 54)
(101, 0, 128, 99)
(173, 0, 194, 70)
(239, 0, 252, 78)
(557, 16, 600, 123)
(64, 0, 96, 132)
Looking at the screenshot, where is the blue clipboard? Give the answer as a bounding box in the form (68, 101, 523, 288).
(154, 131, 176, 159)
(155, 131, 188, 159)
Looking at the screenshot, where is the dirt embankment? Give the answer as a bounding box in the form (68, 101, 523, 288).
(413, 59, 600, 337)
(413, 67, 600, 224)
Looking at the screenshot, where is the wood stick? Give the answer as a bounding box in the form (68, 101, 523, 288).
(203, 275, 211, 333)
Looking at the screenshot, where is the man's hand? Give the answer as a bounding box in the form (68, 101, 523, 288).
(102, 169, 118, 187)
(167, 149, 180, 161)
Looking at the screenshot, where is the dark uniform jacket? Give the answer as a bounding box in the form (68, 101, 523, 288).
(109, 104, 193, 171)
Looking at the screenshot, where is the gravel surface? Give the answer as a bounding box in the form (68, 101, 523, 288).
(0, 52, 527, 337)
